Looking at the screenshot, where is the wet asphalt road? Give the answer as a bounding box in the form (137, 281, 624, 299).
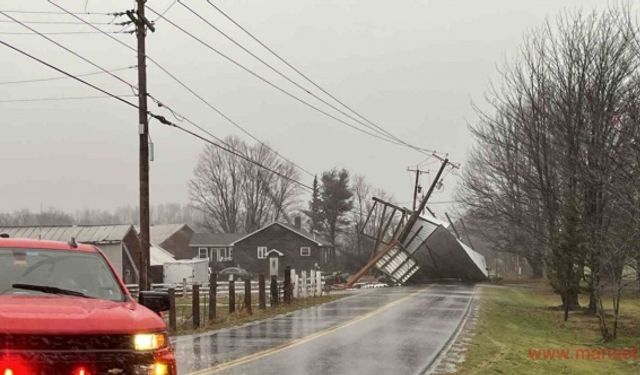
(172, 284, 476, 375)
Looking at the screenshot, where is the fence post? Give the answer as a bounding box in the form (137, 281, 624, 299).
(229, 275, 236, 314)
(317, 271, 323, 296)
(244, 278, 252, 314)
(270, 275, 279, 307)
(259, 274, 266, 309)
(168, 287, 176, 333)
(192, 283, 200, 329)
(284, 266, 292, 304)
(209, 272, 217, 321)
(310, 270, 316, 297)
(301, 271, 307, 298)
(293, 270, 299, 299)
(182, 278, 187, 298)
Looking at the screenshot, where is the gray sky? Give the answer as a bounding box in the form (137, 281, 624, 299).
(0, 0, 611, 218)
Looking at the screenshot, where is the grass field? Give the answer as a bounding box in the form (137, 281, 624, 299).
(454, 282, 640, 375)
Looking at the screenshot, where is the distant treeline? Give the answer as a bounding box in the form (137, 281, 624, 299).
(0, 203, 204, 229)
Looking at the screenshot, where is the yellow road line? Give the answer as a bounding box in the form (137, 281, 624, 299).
(185, 287, 429, 375)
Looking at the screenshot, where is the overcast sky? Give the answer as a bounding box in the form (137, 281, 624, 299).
(0, 0, 613, 218)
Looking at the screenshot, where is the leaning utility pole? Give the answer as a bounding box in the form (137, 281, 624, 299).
(129, 1, 155, 291)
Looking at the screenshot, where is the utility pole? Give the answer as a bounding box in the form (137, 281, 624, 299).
(128, 2, 155, 292)
(407, 166, 429, 212)
(399, 158, 449, 243)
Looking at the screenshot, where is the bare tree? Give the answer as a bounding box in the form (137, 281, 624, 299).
(459, 6, 640, 338)
(189, 137, 244, 233)
(189, 136, 301, 233)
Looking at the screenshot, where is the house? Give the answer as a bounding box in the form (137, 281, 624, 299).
(189, 218, 334, 277)
(0, 225, 141, 284)
(188, 232, 246, 263)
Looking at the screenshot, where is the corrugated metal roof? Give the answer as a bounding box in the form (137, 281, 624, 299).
(0, 225, 133, 243)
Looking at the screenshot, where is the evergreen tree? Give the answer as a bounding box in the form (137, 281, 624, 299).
(320, 169, 353, 247)
(303, 176, 324, 234)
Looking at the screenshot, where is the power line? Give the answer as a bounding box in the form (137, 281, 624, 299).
(0, 19, 124, 25)
(178, 1, 406, 145)
(3, 9, 312, 187)
(0, 30, 128, 35)
(0, 65, 135, 85)
(0, 9, 116, 16)
(48, 1, 315, 179)
(0, 94, 136, 103)
(200, 0, 437, 156)
(152, 115, 314, 191)
(146, 5, 413, 149)
(0, 11, 138, 93)
(0, 38, 312, 192)
(0, 39, 139, 110)
(152, 0, 178, 23)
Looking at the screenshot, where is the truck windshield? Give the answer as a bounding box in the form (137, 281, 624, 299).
(0, 248, 124, 302)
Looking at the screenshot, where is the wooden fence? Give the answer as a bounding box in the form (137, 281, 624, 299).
(125, 268, 325, 333)
(126, 269, 325, 298)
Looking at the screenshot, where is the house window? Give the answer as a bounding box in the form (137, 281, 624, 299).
(257, 246, 267, 259)
(300, 246, 311, 257)
(198, 248, 209, 259)
(217, 247, 233, 262)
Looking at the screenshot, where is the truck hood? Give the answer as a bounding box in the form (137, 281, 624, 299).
(0, 295, 166, 335)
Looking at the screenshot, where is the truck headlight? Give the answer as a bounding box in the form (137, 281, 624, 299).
(151, 363, 169, 375)
(133, 333, 166, 351)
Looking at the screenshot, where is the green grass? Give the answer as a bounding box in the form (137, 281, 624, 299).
(170, 294, 343, 336)
(455, 282, 640, 375)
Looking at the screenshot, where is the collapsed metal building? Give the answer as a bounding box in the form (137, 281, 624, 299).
(346, 158, 488, 286)
(354, 197, 488, 284)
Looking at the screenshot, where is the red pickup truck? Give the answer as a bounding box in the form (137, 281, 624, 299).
(0, 236, 177, 375)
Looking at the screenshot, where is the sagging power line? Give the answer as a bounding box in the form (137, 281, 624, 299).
(178, 1, 422, 150)
(197, 0, 437, 156)
(146, 5, 420, 150)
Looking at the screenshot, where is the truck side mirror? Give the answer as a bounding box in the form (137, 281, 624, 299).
(139, 291, 170, 314)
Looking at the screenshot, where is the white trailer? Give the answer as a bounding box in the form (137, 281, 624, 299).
(162, 259, 209, 285)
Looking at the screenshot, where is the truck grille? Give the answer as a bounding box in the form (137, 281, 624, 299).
(0, 334, 134, 350)
(0, 351, 157, 375)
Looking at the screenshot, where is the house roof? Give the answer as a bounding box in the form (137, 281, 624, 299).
(190, 232, 247, 247)
(134, 224, 191, 246)
(232, 222, 333, 247)
(0, 225, 134, 244)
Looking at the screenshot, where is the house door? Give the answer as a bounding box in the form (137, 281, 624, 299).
(269, 256, 279, 277)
